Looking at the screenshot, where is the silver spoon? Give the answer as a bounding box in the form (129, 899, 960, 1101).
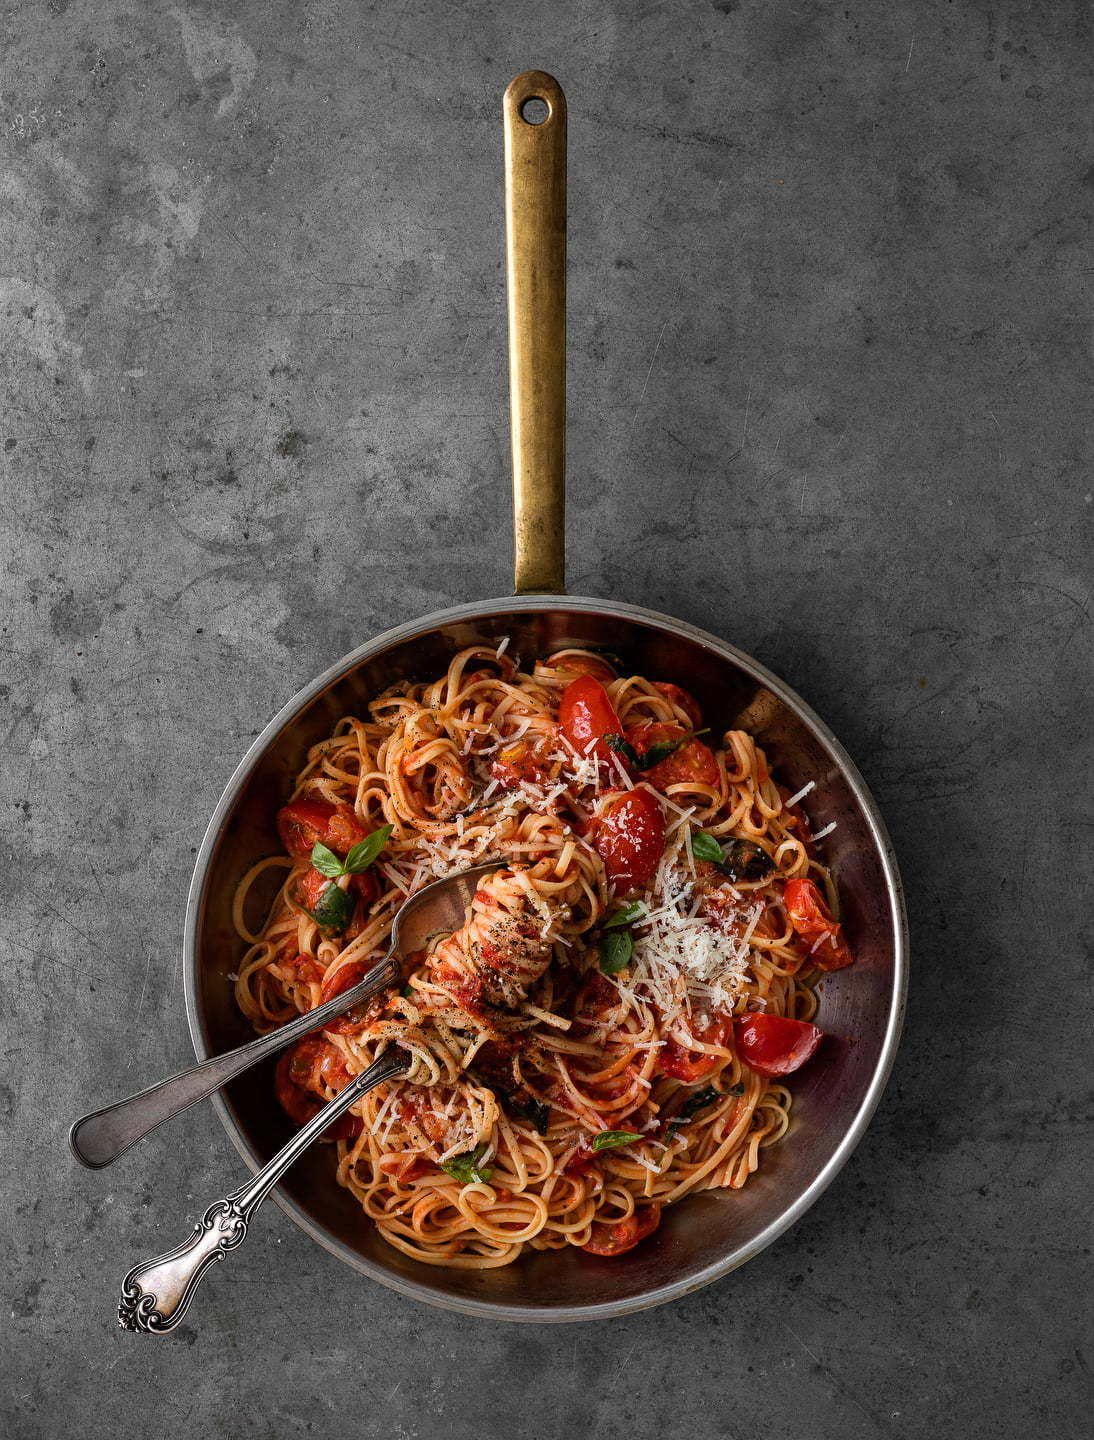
(70, 861, 502, 1168)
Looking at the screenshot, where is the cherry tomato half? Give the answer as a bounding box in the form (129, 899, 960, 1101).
(810, 930, 854, 971)
(281, 951, 324, 987)
(491, 739, 551, 787)
(592, 788, 666, 890)
(652, 681, 703, 730)
(657, 1012, 733, 1081)
(733, 1013, 824, 1077)
(623, 721, 720, 792)
(274, 1047, 321, 1127)
(298, 865, 333, 914)
(784, 877, 835, 935)
(784, 878, 854, 971)
(274, 1038, 362, 1138)
(277, 800, 367, 858)
(658, 1040, 718, 1082)
(558, 674, 625, 765)
(318, 957, 372, 1006)
(378, 1154, 434, 1183)
(582, 1203, 661, 1256)
(563, 1137, 597, 1174)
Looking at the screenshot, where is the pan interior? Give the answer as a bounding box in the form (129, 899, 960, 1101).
(188, 598, 904, 1320)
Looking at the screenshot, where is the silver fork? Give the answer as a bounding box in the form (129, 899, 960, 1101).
(117, 1050, 408, 1333)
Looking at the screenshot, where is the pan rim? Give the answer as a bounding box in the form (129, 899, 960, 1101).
(183, 593, 908, 1322)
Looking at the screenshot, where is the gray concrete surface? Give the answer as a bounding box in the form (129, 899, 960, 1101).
(3, 1, 1091, 1435)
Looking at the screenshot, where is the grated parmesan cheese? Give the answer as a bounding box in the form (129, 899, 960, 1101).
(628, 1151, 662, 1174)
(610, 754, 634, 790)
(784, 779, 816, 809)
(371, 1090, 398, 1136)
(380, 862, 411, 894)
(620, 858, 758, 1025)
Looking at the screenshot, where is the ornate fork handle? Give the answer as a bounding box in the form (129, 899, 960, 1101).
(118, 1052, 408, 1333)
(70, 955, 401, 1168)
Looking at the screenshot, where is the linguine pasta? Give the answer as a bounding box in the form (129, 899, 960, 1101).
(233, 645, 851, 1267)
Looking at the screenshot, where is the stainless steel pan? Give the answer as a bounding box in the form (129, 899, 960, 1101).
(183, 72, 907, 1322)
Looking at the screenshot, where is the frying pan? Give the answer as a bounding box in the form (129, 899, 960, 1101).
(183, 71, 907, 1321)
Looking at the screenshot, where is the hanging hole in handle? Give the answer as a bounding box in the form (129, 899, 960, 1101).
(520, 95, 550, 125)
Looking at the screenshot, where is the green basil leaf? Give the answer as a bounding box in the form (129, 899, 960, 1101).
(591, 1130, 643, 1152)
(666, 1087, 721, 1140)
(439, 1142, 494, 1185)
(518, 1097, 551, 1137)
(642, 734, 690, 767)
(604, 733, 642, 768)
(310, 841, 346, 878)
(473, 1074, 552, 1138)
(679, 1085, 721, 1121)
(342, 824, 394, 874)
(717, 839, 774, 882)
(604, 901, 644, 930)
(308, 880, 355, 934)
(599, 930, 634, 975)
(401, 982, 415, 999)
(609, 728, 708, 773)
(691, 831, 725, 864)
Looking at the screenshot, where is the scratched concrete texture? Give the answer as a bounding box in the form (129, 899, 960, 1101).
(2, 0, 1091, 1435)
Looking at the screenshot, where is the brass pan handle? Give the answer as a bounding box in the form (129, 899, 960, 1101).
(504, 71, 566, 595)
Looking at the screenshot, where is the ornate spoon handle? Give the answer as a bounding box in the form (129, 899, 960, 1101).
(118, 1051, 407, 1333)
(70, 954, 401, 1168)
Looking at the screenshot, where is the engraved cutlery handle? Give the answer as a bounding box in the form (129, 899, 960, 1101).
(118, 1052, 407, 1333)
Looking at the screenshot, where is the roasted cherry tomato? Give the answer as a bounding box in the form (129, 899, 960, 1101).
(733, 1013, 824, 1077)
(274, 1047, 321, 1127)
(652, 681, 703, 730)
(811, 930, 853, 970)
(378, 1154, 434, 1183)
(274, 1038, 362, 1138)
(558, 674, 625, 764)
(277, 799, 367, 858)
(582, 1203, 661, 1257)
(322, 987, 383, 1036)
(659, 1039, 718, 1082)
(623, 721, 720, 791)
(335, 1113, 364, 1140)
(784, 877, 854, 971)
(784, 877, 832, 928)
(298, 865, 334, 914)
(491, 739, 551, 787)
(278, 800, 335, 857)
(318, 955, 375, 1006)
(299, 1035, 353, 1090)
(281, 951, 324, 986)
(657, 1012, 733, 1081)
(570, 972, 623, 1035)
(563, 1137, 597, 1174)
(548, 651, 618, 685)
(592, 788, 666, 890)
